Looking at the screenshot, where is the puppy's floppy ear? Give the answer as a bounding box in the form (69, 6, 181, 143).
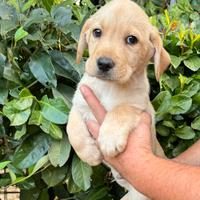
(76, 19, 91, 64)
(150, 27, 171, 81)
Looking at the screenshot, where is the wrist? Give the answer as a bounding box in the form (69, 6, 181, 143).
(122, 151, 156, 184)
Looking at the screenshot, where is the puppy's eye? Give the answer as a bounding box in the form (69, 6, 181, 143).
(93, 28, 102, 38)
(126, 35, 138, 45)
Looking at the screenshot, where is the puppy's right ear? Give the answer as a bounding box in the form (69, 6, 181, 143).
(76, 19, 91, 64)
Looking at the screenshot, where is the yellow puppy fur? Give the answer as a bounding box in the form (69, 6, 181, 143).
(67, 0, 170, 199)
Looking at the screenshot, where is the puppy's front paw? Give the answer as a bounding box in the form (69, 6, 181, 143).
(98, 124, 129, 157)
(78, 142, 103, 166)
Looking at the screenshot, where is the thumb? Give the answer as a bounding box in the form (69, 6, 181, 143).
(86, 120, 100, 139)
(131, 112, 153, 151)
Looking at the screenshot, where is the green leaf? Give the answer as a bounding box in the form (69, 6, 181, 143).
(0, 87, 8, 105)
(156, 124, 171, 137)
(0, 178, 10, 187)
(13, 97, 33, 111)
(14, 124, 26, 140)
(152, 91, 172, 113)
(20, 188, 40, 200)
(12, 155, 49, 184)
(184, 56, 200, 71)
(152, 91, 172, 121)
(48, 133, 71, 167)
(22, 0, 37, 12)
(29, 155, 49, 176)
(161, 120, 176, 129)
(169, 95, 192, 115)
(0, 19, 17, 35)
(3, 100, 31, 126)
(72, 155, 92, 191)
(42, 0, 54, 12)
(12, 133, 50, 169)
(67, 175, 81, 194)
(181, 81, 200, 97)
(191, 116, 200, 131)
(42, 166, 67, 187)
(170, 55, 182, 69)
(175, 126, 195, 140)
(40, 96, 69, 124)
(50, 50, 80, 83)
(86, 187, 109, 200)
(3, 65, 21, 85)
(29, 110, 63, 139)
(8, 168, 16, 183)
(0, 2, 18, 20)
(14, 27, 28, 43)
(52, 83, 75, 108)
(29, 53, 57, 88)
(0, 53, 6, 76)
(51, 6, 72, 27)
(24, 8, 50, 28)
(40, 120, 63, 140)
(0, 161, 11, 170)
(160, 74, 180, 92)
(193, 92, 200, 105)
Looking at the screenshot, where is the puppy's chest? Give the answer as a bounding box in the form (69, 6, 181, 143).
(72, 74, 147, 120)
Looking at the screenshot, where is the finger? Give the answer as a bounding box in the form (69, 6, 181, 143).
(80, 85, 106, 124)
(131, 112, 153, 150)
(86, 120, 100, 139)
(140, 112, 152, 125)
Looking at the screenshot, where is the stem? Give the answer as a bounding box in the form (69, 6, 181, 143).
(26, 80, 38, 89)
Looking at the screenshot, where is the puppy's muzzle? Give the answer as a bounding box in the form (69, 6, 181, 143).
(97, 57, 115, 73)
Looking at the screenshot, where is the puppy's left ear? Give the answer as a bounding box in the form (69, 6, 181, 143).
(76, 19, 91, 64)
(150, 27, 171, 81)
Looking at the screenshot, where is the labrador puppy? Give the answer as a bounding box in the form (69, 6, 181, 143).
(67, 0, 170, 199)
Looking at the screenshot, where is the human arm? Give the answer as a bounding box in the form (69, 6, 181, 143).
(80, 85, 200, 200)
(173, 139, 200, 166)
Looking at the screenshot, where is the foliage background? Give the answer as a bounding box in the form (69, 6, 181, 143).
(0, 0, 199, 199)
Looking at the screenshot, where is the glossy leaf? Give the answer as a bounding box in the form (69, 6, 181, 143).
(169, 95, 192, 115)
(42, 166, 67, 187)
(48, 133, 71, 167)
(14, 124, 27, 140)
(72, 156, 92, 191)
(175, 126, 195, 140)
(14, 27, 28, 43)
(170, 55, 182, 69)
(67, 175, 81, 194)
(3, 100, 31, 126)
(184, 56, 200, 71)
(29, 53, 57, 88)
(51, 6, 72, 27)
(12, 134, 50, 169)
(40, 96, 69, 124)
(0, 161, 11, 170)
(191, 116, 200, 131)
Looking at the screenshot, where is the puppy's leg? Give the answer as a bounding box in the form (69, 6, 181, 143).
(67, 108, 103, 166)
(98, 104, 142, 157)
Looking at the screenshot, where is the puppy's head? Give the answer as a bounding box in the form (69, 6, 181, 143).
(77, 0, 170, 83)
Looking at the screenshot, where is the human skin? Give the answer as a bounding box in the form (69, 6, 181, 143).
(80, 85, 200, 200)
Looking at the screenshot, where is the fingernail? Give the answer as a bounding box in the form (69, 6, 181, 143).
(80, 85, 86, 94)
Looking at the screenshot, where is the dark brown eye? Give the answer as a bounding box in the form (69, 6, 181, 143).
(93, 28, 102, 38)
(126, 35, 138, 45)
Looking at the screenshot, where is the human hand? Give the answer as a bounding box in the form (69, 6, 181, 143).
(80, 85, 155, 178)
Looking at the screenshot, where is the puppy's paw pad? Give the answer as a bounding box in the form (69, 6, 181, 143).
(98, 132, 127, 157)
(79, 145, 103, 166)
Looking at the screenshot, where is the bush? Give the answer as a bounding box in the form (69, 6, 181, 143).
(0, 0, 199, 199)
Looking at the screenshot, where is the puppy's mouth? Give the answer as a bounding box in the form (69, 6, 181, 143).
(90, 72, 114, 81)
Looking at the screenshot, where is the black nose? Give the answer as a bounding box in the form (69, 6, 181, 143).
(97, 57, 115, 72)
